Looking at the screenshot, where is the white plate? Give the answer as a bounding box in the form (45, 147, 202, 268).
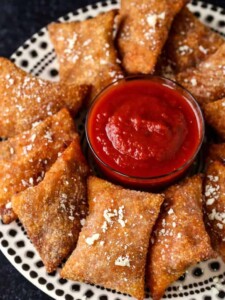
(1, 1, 225, 300)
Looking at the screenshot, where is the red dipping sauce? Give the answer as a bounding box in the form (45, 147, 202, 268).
(86, 76, 204, 189)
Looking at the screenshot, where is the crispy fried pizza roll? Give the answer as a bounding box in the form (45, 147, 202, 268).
(147, 175, 215, 300)
(0, 109, 78, 224)
(204, 98, 225, 140)
(176, 43, 225, 107)
(61, 176, 164, 300)
(12, 141, 89, 273)
(48, 10, 123, 105)
(0, 57, 89, 137)
(204, 161, 225, 262)
(157, 7, 224, 76)
(117, 0, 188, 74)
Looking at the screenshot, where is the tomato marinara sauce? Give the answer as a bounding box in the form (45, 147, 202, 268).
(86, 76, 204, 189)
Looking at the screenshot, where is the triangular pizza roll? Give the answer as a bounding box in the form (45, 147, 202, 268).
(146, 175, 215, 300)
(0, 109, 77, 224)
(204, 161, 225, 262)
(12, 140, 89, 273)
(204, 98, 225, 139)
(0, 57, 89, 137)
(61, 176, 164, 300)
(176, 43, 225, 107)
(157, 7, 224, 76)
(48, 10, 124, 105)
(117, 0, 188, 74)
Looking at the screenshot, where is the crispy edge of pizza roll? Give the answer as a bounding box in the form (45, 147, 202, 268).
(0, 57, 90, 137)
(117, 0, 188, 74)
(146, 175, 215, 300)
(204, 160, 225, 262)
(61, 176, 164, 300)
(48, 10, 123, 105)
(204, 98, 225, 140)
(156, 7, 224, 76)
(0, 108, 78, 224)
(12, 140, 89, 273)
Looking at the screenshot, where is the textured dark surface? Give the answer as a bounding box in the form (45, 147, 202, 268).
(0, 0, 225, 300)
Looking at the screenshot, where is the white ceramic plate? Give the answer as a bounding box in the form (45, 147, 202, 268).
(1, 1, 225, 300)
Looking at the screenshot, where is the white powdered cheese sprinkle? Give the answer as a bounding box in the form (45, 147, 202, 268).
(115, 255, 130, 267)
(85, 233, 100, 246)
(80, 218, 86, 226)
(199, 45, 208, 54)
(190, 78, 197, 86)
(168, 208, 174, 215)
(146, 14, 157, 27)
(6, 202, 12, 209)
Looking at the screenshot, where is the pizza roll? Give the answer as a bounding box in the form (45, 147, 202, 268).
(61, 176, 164, 300)
(157, 7, 224, 76)
(117, 0, 188, 74)
(204, 98, 225, 139)
(204, 161, 225, 262)
(48, 10, 123, 105)
(0, 57, 89, 137)
(0, 109, 78, 224)
(12, 140, 89, 273)
(147, 175, 215, 300)
(176, 43, 225, 107)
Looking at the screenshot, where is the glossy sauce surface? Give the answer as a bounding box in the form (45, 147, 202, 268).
(87, 79, 201, 178)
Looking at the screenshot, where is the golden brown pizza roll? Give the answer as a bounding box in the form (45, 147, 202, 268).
(0, 57, 89, 137)
(61, 176, 164, 300)
(176, 43, 225, 107)
(117, 0, 188, 74)
(0, 109, 78, 224)
(146, 175, 215, 300)
(157, 7, 224, 76)
(48, 10, 123, 105)
(12, 140, 89, 273)
(204, 98, 225, 139)
(204, 160, 225, 262)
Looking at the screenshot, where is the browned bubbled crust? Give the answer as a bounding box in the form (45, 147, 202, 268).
(0, 57, 89, 137)
(176, 43, 225, 107)
(12, 140, 89, 273)
(48, 10, 124, 106)
(117, 0, 188, 75)
(0, 109, 78, 224)
(204, 161, 225, 262)
(61, 176, 164, 300)
(147, 175, 215, 300)
(204, 98, 225, 140)
(156, 7, 224, 77)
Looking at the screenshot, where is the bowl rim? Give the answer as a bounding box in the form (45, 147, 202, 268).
(85, 74, 205, 181)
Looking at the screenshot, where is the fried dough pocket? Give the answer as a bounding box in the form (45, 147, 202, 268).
(12, 140, 89, 273)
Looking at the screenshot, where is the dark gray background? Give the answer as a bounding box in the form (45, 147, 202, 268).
(0, 0, 224, 299)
